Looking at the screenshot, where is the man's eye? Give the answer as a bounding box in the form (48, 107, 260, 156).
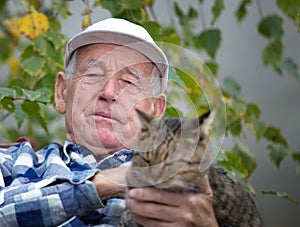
(123, 79, 134, 85)
(81, 74, 104, 82)
(85, 74, 102, 77)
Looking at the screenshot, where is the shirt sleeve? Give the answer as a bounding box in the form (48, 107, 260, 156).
(0, 142, 105, 226)
(0, 179, 104, 227)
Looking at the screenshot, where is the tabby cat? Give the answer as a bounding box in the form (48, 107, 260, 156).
(120, 110, 263, 227)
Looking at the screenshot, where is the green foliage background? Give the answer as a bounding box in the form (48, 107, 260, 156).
(0, 0, 299, 205)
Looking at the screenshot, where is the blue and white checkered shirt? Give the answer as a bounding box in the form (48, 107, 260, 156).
(0, 140, 133, 226)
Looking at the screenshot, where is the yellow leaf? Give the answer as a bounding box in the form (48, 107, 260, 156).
(145, 0, 153, 5)
(3, 18, 21, 41)
(82, 16, 91, 30)
(94, 0, 100, 5)
(9, 57, 20, 77)
(18, 12, 49, 40)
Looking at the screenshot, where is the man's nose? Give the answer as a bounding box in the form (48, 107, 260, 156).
(98, 76, 118, 102)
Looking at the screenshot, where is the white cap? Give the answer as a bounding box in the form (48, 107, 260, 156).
(65, 18, 169, 91)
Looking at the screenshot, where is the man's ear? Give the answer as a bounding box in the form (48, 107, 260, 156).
(152, 93, 166, 118)
(55, 72, 67, 114)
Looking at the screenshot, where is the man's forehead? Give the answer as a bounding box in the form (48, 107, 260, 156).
(76, 44, 154, 74)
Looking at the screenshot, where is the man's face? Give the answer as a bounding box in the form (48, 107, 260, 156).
(55, 44, 166, 160)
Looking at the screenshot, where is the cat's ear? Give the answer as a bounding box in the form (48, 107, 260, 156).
(198, 110, 213, 135)
(135, 108, 155, 129)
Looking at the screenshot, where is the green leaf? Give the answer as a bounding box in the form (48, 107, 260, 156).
(264, 125, 288, 146)
(20, 56, 46, 77)
(204, 61, 218, 76)
(34, 35, 56, 62)
(14, 103, 27, 128)
(268, 143, 291, 168)
(21, 45, 34, 61)
(195, 29, 221, 59)
(235, 0, 252, 22)
(44, 31, 66, 51)
(0, 37, 12, 62)
(245, 103, 266, 141)
(262, 41, 283, 73)
(0, 98, 15, 113)
(117, 0, 143, 9)
(222, 77, 241, 98)
(21, 101, 48, 134)
(281, 58, 299, 79)
(247, 118, 266, 141)
(162, 27, 181, 45)
(174, 2, 184, 18)
(142, 21, 161, 41)
(233, 143, 256, 177)
(168, 67, 186, 88)
(21, 89, 46, 102)
(218, 149, 253, 180)
(261, 190, 298, 204)
(276, 0, 300, 25)
(100, 0, 123, 17)
(188, 7, 198, 19)
(258, 15, 283, 41)
(0, 87, 17, 101)
(231, 98, 246, 116)
(211, 0, 224, 25)
(292, 152, 300, 163)
(228, 118, 243, 137)
(116, 9, 143, 22)
(165, 104, 182, 117)
(245, 103, 261, 118)
(52, 1, 70, 19)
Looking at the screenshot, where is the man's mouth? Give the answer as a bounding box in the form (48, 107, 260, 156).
(94, 111, 119, 122)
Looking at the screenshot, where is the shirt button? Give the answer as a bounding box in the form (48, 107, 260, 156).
(73, 178, 80, 183)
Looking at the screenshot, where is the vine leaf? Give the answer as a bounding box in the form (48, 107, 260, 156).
(18, 12, 49, 40)
(276, 0, 300, 28)
(211, 0, 224, 25)
(142, 21, 161, 41)
(258, 15, 283, 41)
(262, 41, 283, 74)
(21, 101, 48, 134)
(118, 0, 144, 9)
(264, 125, 288, 146)
(281, 58, 299, 79)
(268, 143, 291, 168)
(222, 77, 242, 98)
(20, 56, 46, 77)
(195, 29, 221, 59)
(0, 87, 17, 101)
(235, 0, 252, 22)
(14, 103, 27, 128)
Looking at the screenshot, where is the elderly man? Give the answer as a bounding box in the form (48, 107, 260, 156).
(0, 18, 219, 226)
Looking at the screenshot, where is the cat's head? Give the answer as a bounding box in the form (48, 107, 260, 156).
(128, 109, 213, 190)
(133, 108, 212, 152)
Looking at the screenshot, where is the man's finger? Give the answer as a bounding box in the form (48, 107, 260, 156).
(127, 187, 186, 206)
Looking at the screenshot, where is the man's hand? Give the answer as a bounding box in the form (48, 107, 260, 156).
(126, 175, 219, 227)
(91, 166, 129, 201)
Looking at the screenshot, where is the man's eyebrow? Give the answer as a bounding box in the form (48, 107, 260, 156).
(125, 67, 142, 79)
(85, 60, 106, 70)
(77, 59, 105, 73)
